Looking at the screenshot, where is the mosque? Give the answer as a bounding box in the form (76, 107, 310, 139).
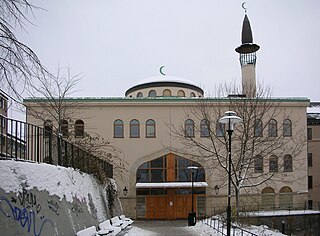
(24, 12, 309, 219)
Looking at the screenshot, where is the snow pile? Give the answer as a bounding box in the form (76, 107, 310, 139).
(0, 159, 108, 221)
(244, 210, 320, 217)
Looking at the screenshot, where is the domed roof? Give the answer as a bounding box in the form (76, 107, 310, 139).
(125, 75, 203, 97)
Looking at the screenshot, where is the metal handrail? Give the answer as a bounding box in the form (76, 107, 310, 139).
(0, 117, 113, 178)
(198, 213, 258, 236)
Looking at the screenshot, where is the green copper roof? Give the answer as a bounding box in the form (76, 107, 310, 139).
(23, 96, 310, 103)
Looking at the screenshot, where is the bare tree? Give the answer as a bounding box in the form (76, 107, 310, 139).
(171, 84, 306, 214)
(0, 0, 46, 100)
(24, 67, 127, 180)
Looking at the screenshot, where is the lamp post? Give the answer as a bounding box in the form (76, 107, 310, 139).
(219, 111, 242, 236)
(187, 166, 198, 226)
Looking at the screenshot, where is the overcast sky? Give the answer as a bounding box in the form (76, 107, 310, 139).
(18, 0, 320, 102)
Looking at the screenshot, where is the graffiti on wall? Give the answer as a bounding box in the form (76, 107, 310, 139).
(0, 195, 54, 236)
(71, 200, 84, 217)
(17, 188, 42, 214)
(47, 200, 60, 216)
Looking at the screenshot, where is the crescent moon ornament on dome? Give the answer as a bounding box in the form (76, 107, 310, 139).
(159, 66, 166, 76)
(242, 2, 247, 13)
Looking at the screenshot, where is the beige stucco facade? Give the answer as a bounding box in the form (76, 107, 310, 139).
(25, 92, 309, 219)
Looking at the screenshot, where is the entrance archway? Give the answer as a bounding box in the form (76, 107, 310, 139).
(135, 153, 207, 219)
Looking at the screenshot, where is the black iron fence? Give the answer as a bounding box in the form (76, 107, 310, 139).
(0, 117, 113, 178)
(208, 202, 319, 216)
(198, 213, 258, 236)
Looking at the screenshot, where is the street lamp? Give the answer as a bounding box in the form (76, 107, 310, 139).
(187, 166, 198, 226)
(219, 111, 242, 236)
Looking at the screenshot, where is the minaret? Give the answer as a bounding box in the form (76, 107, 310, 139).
(235, 13, 260, 97)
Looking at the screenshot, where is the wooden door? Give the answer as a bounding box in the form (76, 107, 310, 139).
(146, 196, 168, 219)
(174, 195, 194, 219)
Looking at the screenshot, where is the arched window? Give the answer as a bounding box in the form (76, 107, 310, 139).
(130, 119, 140, 138)
(269, 155, 278, 172)
(114, 119, 124, 138)
(148, 90, 157, 97)
(136, 155, 205, 183)
(177, 90, 185, 97)
(190, 92, 196, 98)
(185, 119, 194, 137)
(175, 155, 205, 182)
(216, 122, 225, 137)
(137, 156, 166, 183)
(163, 89, 172, 97)
(279, 186, 293, 209)
(60, 120, 68, 137)
(284, 154, 293, 172)
(261, 187, 275, 209)
(146, 119, 156, 138)
(137, 92, 143, 98)
(254, 119, 263, 137)
(283, 119, 292, 137)
(75, 120, 84, 137)
(200, 119, 210, 137)
(268, 119, 277, 137)
(254, 155, 263, 173)
(44, 120, 52, 137)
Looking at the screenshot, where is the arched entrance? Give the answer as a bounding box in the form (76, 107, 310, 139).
(279, 186, 293, 209)
(135, 153, 207, 219)
(261, 187, 275, 209)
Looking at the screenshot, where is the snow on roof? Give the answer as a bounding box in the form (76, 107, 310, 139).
(136, 182, 208, 188)
(129, 75, 199, 88)
(307, 105, 320, 114)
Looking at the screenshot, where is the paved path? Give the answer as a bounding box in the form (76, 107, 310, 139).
(120, 220, 202, 236)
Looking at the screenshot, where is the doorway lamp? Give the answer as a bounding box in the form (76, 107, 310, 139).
(219, 111, 242, 236)
(123, 186, 128, 197)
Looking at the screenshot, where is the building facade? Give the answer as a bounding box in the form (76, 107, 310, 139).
(24, 13, 310, 219)
(307, 103, 320, 209)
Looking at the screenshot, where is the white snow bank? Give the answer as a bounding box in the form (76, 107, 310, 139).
(0, 159, 109, 221)
(245, 209, 320, 217)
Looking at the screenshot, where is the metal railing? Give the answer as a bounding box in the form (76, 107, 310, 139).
(0, 117, 113, 178)
(208, 202, 318, 216)
(198, 213, 258, 236)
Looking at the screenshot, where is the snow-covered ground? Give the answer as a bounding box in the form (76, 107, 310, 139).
(123, 221, 286, 236)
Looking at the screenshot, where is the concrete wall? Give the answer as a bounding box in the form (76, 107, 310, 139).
(0, 161, 122, 236)
(0, 188, 99, 236)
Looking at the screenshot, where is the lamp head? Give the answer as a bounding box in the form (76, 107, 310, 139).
(219, 111, 243, 130)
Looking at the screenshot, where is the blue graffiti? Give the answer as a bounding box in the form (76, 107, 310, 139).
(0, 196, 54, 236)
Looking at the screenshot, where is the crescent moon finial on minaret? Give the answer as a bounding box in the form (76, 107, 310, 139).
(159, 66, 166, 76)
(242, 2, 247, 13)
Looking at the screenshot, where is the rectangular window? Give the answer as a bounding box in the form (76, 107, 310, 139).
(0, 115, 5, 128)
(254, 156, 263, 173)
(307, 128, 312, 140)
(308, 176, 313, 189)
(308, 153, 313, 167)
(308, 200, 313, 210)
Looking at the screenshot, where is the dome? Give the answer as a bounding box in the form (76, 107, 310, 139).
(125, 75, 204, 98)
